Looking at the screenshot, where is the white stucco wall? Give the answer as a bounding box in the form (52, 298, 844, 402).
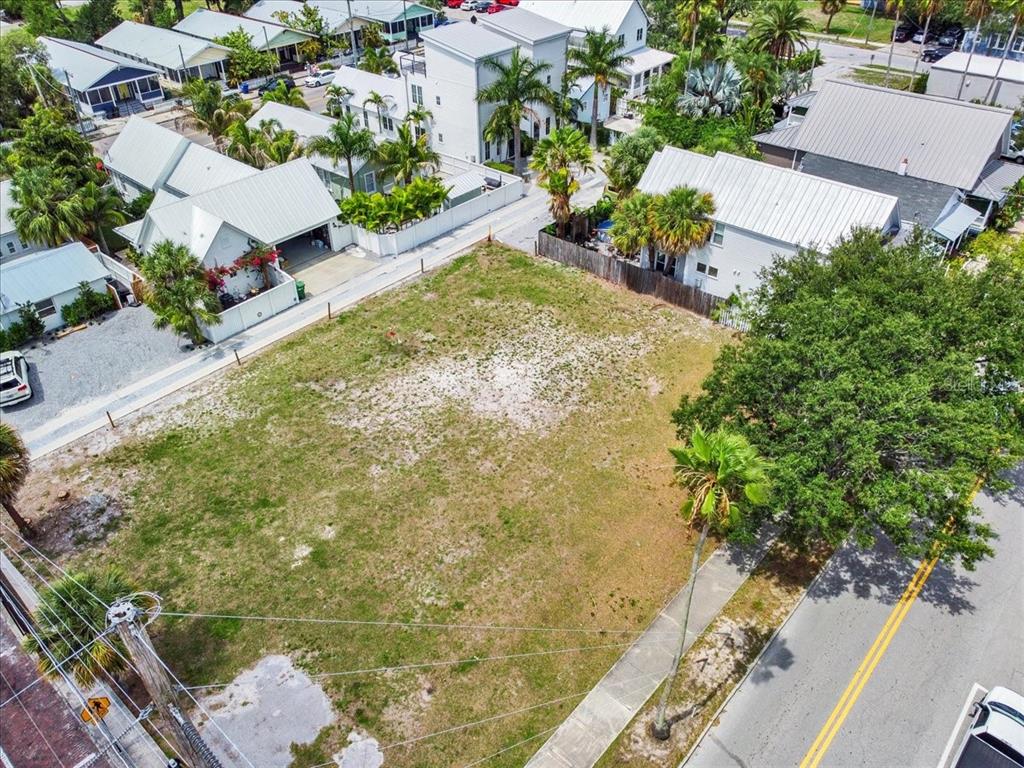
(0, 232, 42, 263)
(0, 278, 110, 333)
(616, 1, 649, 54)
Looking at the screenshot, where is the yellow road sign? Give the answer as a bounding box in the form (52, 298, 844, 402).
(81, 696, 110, 723)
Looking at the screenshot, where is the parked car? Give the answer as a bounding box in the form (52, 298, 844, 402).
(486, 2, 508, 11)
(912, 28, 938, 44)
(893, 23, 916, 42)
(937, 33, 959, 47)
(258, 75, 295, 95)
(462, 0, 491, 9)
(923, 45, 954, 61)
(498, 0, 519, 5)
(304, 70, 335, 87)
(952, 687, 1024, 768)
(446, 0, 463, 6)
(944, 23, 965, 40)
(0, 351, 32, 407)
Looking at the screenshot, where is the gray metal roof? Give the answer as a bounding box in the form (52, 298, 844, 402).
(932, 201, 980, 240)
(103, 116, 189, 189)
(637, 147, 900, 249)
(164, 143, 259, 196)
(0, 243, 109, 312)
(972, 159, 1024, 201)
(794, 80, 1013, 190)
(754, 123, 802, 151)
(476, 8, 573, 44)
(96, 21, 229, 70)
(446, 170, 487, 201)
(420, 22, 515, 62)
(173, 8, 313, 49)
(39, 37, 161, 91)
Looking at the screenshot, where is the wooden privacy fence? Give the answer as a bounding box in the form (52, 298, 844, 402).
(537, 230, 732, 322)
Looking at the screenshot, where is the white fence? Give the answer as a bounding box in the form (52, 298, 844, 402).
(96, 253, 141, 288)
(198, 265, 299, 343)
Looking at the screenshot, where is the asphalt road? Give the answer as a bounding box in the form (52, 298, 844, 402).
(686, 465, 1024, 768)
(812, 39, 930, 88)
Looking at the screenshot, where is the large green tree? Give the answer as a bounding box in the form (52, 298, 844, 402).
(138, 240, 222, 346)
(673, 231, 1024, 566)
(477, 48, 553, 173)
(529, 127, 593, 237)
(373, 121, 440, 185)
(649, 186, 716, 274)
(749, 0, 811, 59)
(0, 424, 33, 536)
(567, 28, 633, 147)
(72, 0, 122, 41)
(9, 167, 87, 247)
(306, 112, 376, 194)
(76, 180, 126, 255)
(182, 79, 253, 150)
(603, 126, 666, 191)
(0, 27, 48, 131)
(216, 28, 277, 86)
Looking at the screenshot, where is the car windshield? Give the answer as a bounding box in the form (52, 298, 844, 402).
(990, 701, 1024, 728)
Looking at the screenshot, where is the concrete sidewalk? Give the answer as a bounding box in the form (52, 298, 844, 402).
(524, 532, 775, 768)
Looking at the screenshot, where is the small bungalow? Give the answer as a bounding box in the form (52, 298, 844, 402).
(96, 21, 230, 85)
(0, 179, 44, 263)
(40, 37, 163, 119)
(0, 243, 111, 333)
(245, 0, 364, 40)
(314, 0, 437, 45)
(173, 8, 315, 67)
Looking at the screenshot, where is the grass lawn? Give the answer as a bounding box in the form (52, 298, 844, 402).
(798, 0, 895, 44)
(32, 245, 732, 766)
(848, 63, 927, 92)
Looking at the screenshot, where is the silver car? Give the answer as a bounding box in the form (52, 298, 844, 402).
(0, 350, 32, 407)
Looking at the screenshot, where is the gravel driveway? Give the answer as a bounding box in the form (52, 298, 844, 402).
(0, 306, 196, 435)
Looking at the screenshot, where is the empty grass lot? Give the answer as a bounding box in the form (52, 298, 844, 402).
(51, 245, 732, 766)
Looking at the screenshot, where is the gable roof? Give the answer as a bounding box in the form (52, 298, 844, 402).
(793, 80, 1013, 189)
(420, 21, 515, 62)
(164, 143, 260, 196)
(103, 116, 189, 189)
(173, 8, 313, 49)
(334, 0, 436, 23)
(932, 51, 1024, 84)
(39, 37, 160, 91)
(476, 8, 573, 45)
(0, 243, 109, 312)
(96, 21, 230, 70)
(637, 147, 900, 249)
(517, 0, 644, 33)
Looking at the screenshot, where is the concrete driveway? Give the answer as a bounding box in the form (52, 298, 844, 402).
(0, 306, 195, 435)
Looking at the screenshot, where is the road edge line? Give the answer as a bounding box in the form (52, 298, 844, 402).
(935, 682, 987, 768)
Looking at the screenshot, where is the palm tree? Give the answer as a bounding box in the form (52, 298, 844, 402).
(261, 81, 309, 110)
(225, 120, 268, 169)
(9, 168, 86, 248)
(138, 240, 222, 346)
(22, 569, 136, 685)
(477, 48, 554, 173)
(567, 28, 633, 147)
(912, 0, 946, 79)
(0, 424, 33, 536)
(749, 0, 811, 59)
(649, 186, 715, 275)
(261, 127, 304, 167)
(820, 0, 845, 32)
(306, 112, 376, 194)
(680, 62, 744, 117)
(529, 127, 594, 237)
(985, 0, 1024, 101)
(363, 90, 393, 133)
(651, 425, 770, 740)
(610, 191, 655, 261)
(405, 105, 433, 139)
(325, 84, 354, 117)
(359, 46, 398, 75)
(373, 122, 440, 185)
(75, 181, 126, 255)
(681, 0, 711, 73)
(552, 75, 584, 129)
(181, 81, 252, 151)
(883, 0, 909, 86)
(958, 0, 993, 98)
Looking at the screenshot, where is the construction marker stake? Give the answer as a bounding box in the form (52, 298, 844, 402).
(106, 411, 115, 429)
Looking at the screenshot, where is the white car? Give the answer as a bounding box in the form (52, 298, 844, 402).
(0, 350, 32, 407)
(953, 686, 1024, 768)
(304, 70, 336, 87)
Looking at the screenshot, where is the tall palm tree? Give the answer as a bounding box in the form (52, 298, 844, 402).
(477, 49, 554, 172)
(529, 127, 594, 237)
(651, 425, 770, 740)
(325, 84, 354, 117)
(958, 0, 993, 98)
(567, 28, 633, 147)
(912, 0, 946, 79)
(820, 0, 845, 32)
(405, 105, 433, 139)
(261, 127, 304, 167)
(181, 81, 252, 151)
(0, 424, 32, 537)
(883, 0, 909, 86)
(138, 240, 222, 346)
(649, 186, 716, 275)
(749, 0, 811, 59)
(225, 120, 268, 169)
(359, 46, 399, 75)
(609, 191, 655, 261)
(363, 90, 393, 133)
(373, 122, 440, 185)
(985, 0, 1024, 101)
(552, 75, 584, 128)
(9, 168, 86, 248)
(261, 81, 309, 110)
(75, 181, 126, 255)
(22, 570, 136, 685)
(306, 112, 376, 194)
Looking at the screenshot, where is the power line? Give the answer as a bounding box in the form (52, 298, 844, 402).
(0, 629, 114, 709)
(0, 662, 70, 768)
(1, 522, 111, 608)
(458, 725, 559, 768)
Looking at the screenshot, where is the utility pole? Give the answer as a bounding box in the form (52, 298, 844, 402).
(61, 69, 87, 136)
(345, 0, 358, 60)
(106, 602, 222, 768)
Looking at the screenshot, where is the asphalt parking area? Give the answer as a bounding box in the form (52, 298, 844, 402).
(0, 306, 196, 436)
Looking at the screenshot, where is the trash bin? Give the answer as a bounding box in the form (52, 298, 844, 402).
(240, 81, 249, 94)
(296, 281, 306, 300)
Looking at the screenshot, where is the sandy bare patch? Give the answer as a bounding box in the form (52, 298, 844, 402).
(335, 731, 384, 767)
(292, 543, 313, 568)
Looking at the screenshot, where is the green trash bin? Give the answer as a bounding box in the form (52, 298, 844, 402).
(296, 280, 306, 300)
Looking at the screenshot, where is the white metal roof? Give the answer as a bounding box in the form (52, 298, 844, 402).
(420, 22, 515, 62)
(931, 201, 980, 241)
(518, 0, 640, 34)
(637, 147, 900, 249)
(754, 122, 802, 151)
(445, 170, 487, 200)
(115, 218, 144, 245)
(246, 1, 355, 33)
(0, 179, 15, 237)
(621, 46, 675, 75)
(164, 143, 259, 196)
(932, 51, 1024, 83)
(39, 37, 161, 91)
(794, 80, 1013, 189)
(96, 21, 229, 70)
(0, 243, 109, 312)
(173, 8, 313, 50)
(248, 101, 337, 141)
(972, 159, 1024, 201)
(332, 0, 435, 23)
(103, 116, 189, 189)
(331, 66, 409, 121)
(476, 8, 573, 44)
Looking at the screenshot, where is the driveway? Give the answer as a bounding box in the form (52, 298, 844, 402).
(0, 306, 195, 435)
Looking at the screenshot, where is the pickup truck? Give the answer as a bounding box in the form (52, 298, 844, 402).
(952, 687, 1024, 768)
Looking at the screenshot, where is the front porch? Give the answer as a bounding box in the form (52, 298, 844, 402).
(81, 74, 164, 119)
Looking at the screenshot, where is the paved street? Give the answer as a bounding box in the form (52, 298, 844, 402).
(812, 40, 929, 88)
(685, 465, 1024, 768)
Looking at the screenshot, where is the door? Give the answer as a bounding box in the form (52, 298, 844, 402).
(116, 83, 132, 101)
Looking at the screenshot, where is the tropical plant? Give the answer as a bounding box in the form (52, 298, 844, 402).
(338, 176, 451, 233)
(405, 105, 433, 138)
(609, 191, 656, 258)
(225, 120, 268, 169)
(651, 425, 770, 739)
(261, 126, 304, 166)
(733, 48, 781, 107)
(958, 0, 993, 98)
(819, 0, 845, 32)
(0, 27, 49, 130)
(306, 112, 376, 194)
(325, 84, 354, 117)
(985, 0, 1024, 101)
(22, 570, 138, 686)
(61, 281, 115, 326)
(216, 27, 277, 85)
(373, 122, 440, 185)
(7, 108, 97, 186)
(749, 0, 811, 59)
(75, 181, 126, 255)
(9, 167, 87, 248)
(261, 81, 309, 109)
(273, 4, 332, 61)
(363, 90, 393, 132)
(359, 46, 399, 75)
(650, 186, 716, 274)
(0, 424, 33, 536)
(680, 61, 744, 117)
(477, 48, 554, 173)
(604, 127, 666, 191)
(181, 79, 253, 150)
(529, 127, 594, 237)
(551, 74, 584, 129)
(138, 240, 222, 345)
(567, 27, 634, 147)
(361, 22, 387, 49)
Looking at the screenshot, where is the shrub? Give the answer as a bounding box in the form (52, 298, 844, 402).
(61, 281, 115, 326)
(788, 49, 822, 73)
(125, 190, 155, 219)
(484, 160, 515, 174)
(3, 322, 29, 350)
(16, 304, 44, 339)
(0, 328, 11, 353)
(339, 176, 451, 233)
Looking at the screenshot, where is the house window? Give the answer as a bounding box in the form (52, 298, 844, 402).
(546, 74, 551, 84)
(654, 251, 667, 271)
(411, 83, 423, 106)
(484, 140, 491, 160)
(1014, 37, 1024, 53)
(708, 265, 719, 278)
(438, 132, 444, 143)
(533, 121, 540, 139)
(695, 262, 719, 278)
(617, 33, 625, 46)
(382, 115, 394, 131)
(34, 298, 56, 318)
(4, 242, 14, 255)
(545, 116, 550, 134)
(711, 222, 725, 246)
(636, 28, 643, 41)
(364, 171, 376, 193)
(435, 95, 441, 106)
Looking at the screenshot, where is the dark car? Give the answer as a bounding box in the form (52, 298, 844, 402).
(937, 33, 959, 47)
(258, 75, 295, 95)
(922, 45, 954, 61)
(943, 23, 965, 40)
(893, 23, 916, 42)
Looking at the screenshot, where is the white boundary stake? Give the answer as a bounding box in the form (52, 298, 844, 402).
(935, 682, 987, 768)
